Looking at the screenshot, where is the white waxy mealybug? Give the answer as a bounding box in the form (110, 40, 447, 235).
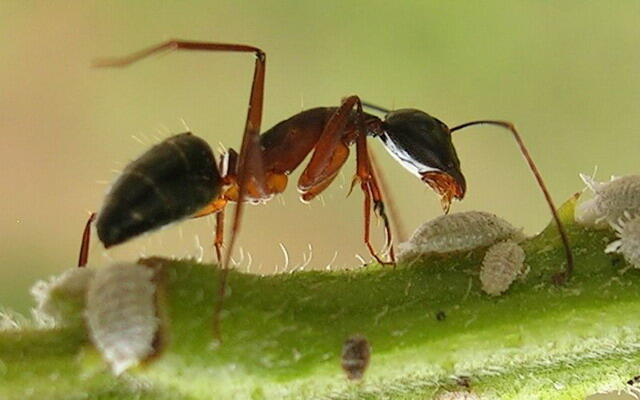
(85, 262, 159, 375)
(434, 391, 480, 400)
(480, 240, 526, 296)
(398, 211, 525, 261)
(576, 174, 640, 227)
(341, 334, 371, 380)
(31, 267, 95, 327)
(606, 213, 640, 268)
(0, 309, 29, 331)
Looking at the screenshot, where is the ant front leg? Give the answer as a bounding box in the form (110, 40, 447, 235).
(352, 103, 395, 265)
(363, 152, 396, 263)
(368, 149, 407, 243)
(298, 96, 395, 265)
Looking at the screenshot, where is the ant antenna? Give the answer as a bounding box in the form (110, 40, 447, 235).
(362, 101, 391, 115)
(450, 120, 574, 283)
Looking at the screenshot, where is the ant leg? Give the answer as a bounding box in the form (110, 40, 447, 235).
(298, 100, 360, 193)
(368, 150, 407, 243)
(345, 96, 395, 264)
(450, 120, 573, 283)
(214, 210, 225, 263)
(365, 157, 397, 262)
(96, 40, 267, 338)
(361, 98, 414, 244)
(78, 213, 96, 267)
(192, 197, 228, 262)
(94, 40, 265, 69)
(354, 125, 395, 265)
(299, 95, 395, 265)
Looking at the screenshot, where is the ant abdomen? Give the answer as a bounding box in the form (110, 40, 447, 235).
(97, 132, 222, 248)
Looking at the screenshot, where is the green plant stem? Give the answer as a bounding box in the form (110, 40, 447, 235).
(1, 199, 639, 400)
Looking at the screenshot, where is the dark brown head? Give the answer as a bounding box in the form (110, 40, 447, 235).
(377, 109, 465, 212)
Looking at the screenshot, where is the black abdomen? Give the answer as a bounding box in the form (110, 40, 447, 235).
(97, 133, 222, 247)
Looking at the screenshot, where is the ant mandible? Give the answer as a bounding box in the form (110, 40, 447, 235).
(78, 40, 573, 338)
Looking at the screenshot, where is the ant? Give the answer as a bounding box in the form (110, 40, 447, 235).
(78, 40, 573, 338)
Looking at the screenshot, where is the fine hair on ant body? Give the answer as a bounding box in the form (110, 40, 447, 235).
(78, 40, 573, 339)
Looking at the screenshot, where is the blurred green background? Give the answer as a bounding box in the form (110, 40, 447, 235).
(1, 1, 639, 317)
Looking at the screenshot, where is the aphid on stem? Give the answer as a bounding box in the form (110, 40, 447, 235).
(77, 39, 573, 339)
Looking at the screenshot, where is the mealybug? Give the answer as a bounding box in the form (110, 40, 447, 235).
(398, 211, 524, 261)
(606, 212, 640, 269)
(480, 240, 526, 296)
(577, 174, 640, 227)
(85, 262, 159, 374)
(31, 268, 95, 327)
(434, 391, 480, 400)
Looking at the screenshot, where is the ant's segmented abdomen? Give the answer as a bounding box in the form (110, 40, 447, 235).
(97, 133, 222, 248)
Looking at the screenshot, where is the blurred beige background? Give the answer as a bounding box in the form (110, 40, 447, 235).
(1, 1, 639, 318)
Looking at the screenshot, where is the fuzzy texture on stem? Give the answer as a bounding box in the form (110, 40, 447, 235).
(1, 197, 639, 400)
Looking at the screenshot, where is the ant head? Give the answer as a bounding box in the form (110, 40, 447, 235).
(379, 109, 466, 212)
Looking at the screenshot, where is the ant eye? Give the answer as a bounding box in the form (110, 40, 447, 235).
(434, 118, 448, 130)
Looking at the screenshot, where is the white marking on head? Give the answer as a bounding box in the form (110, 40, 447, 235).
(380, 132, 441, 180)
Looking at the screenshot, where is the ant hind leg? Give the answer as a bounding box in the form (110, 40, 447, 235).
(78, 212, 97, 267)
